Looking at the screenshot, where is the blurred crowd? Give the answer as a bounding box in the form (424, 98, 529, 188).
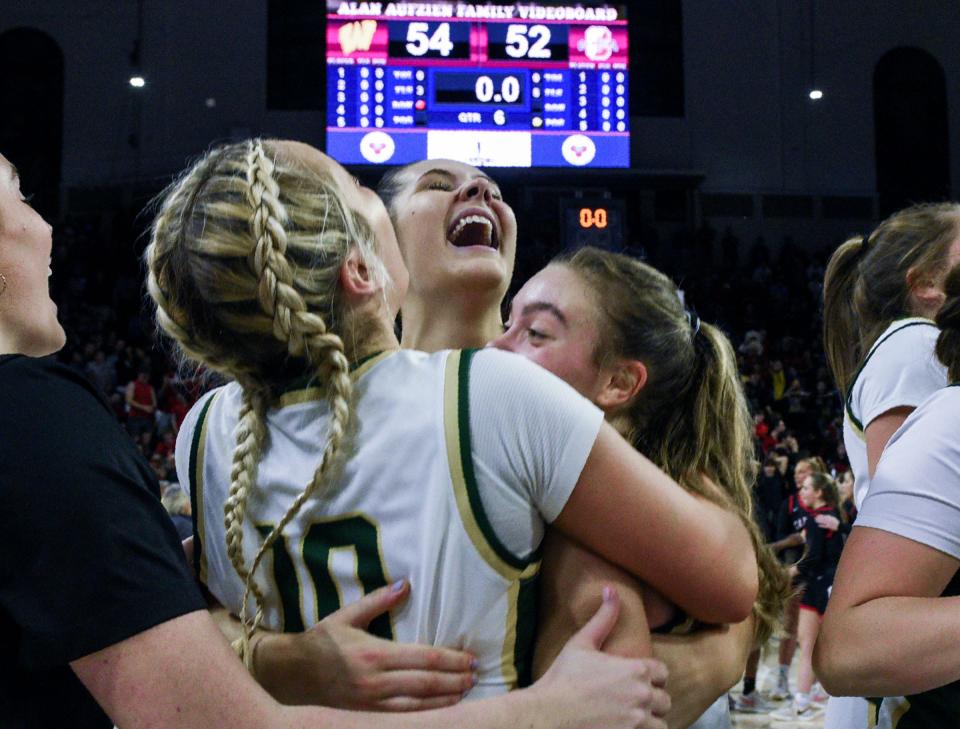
(49, 215, 853, 541)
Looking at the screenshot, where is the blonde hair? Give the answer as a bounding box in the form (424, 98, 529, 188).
(795, 456, 828, 476)
(823, 202, 960, 395)
(146, 139, 385, 663)
(558, 247, 790, 646)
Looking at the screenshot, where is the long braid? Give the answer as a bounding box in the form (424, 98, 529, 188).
(224, 386, 271, 665)
(146, 139, 385, 667)
(229, 140, 354, 661)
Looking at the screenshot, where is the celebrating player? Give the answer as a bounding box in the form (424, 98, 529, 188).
(375, 160, 787, 728)
(149, 141, 757, 706)
(1, 148, 671, 729)
(819, 201, 960, 728)
(815, 263, 960, 726)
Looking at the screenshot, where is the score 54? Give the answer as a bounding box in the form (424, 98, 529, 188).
(405, 22, 453, 56)
(394, 21, 470, 59)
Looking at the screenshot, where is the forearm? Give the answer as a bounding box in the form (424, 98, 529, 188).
(533, 534, 651, 679)
(816, 595, 960, 696)
(677, 505, 757, 623)
(770, 532, 803, 553)
(652, 617, 755, 729)
(339, 690, 541, 729)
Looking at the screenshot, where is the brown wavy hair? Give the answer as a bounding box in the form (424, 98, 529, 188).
(823, 202, 960, 394)
(558, 247, 791, 646)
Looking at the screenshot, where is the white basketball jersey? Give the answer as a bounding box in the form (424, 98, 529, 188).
(842, 318, 945, 508)
(832, 318, 946, 729)
(177, 348, 602, 698)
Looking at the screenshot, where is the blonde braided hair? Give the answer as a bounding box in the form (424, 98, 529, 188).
(146, 139, 385, 665)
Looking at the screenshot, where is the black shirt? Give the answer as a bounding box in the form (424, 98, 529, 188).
(774, 492, 810, 565)
(796, 506, 843, 583)
(0, 355, 206, 729)
(755, 470, 787, 541)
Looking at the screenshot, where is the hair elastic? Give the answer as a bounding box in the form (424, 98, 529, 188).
(686, 309, 701, 337)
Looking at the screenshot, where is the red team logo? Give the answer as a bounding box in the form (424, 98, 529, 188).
(578, 25, 618, 62)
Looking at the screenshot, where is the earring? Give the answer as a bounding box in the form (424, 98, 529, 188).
(0, 273, 6, 298)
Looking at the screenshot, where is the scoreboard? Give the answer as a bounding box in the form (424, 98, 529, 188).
(326, 1, 630, 168)
(561, 197, 625, 250)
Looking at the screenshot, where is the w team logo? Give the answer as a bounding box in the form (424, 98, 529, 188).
(561, 134, 596, 167)
(339, 20, 377, 55)
(360, 131, 395, 164)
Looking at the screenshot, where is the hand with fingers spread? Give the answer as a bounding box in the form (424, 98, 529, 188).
(222, 580, 476, 710)
(535, 586, 671, 729)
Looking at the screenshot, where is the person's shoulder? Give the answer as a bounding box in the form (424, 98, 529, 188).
(0, 354, 104, 406)
(866, 318, 939, 365)
(853, 318, 945, 402)
(179, 383, 231, 437)
(889, 385, 960, 447)
(405, 347, 570, 391)
(468, 347, 560, 381)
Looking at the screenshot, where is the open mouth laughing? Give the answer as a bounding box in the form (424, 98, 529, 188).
(446, 208, 501, 250)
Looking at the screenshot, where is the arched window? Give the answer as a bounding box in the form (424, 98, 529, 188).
(874, 47, 950, 217)
(0, 27, 64, 218)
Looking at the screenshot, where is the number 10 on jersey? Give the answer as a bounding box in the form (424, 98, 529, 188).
(257, 515, 394, 638)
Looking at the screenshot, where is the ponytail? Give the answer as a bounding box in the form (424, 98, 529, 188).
(558, 248, 790, 647)
(823, 237, 867, 396)
(688, 324, 792, 646)
(823, 203, 960, 394)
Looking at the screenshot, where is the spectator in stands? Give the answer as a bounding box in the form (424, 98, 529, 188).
(755, 455, 788, 542)
(85, 349, 116, 394)
(124, 368, 156, 437)
(770, 472, 843, 721)
(161, 484, 193, 541)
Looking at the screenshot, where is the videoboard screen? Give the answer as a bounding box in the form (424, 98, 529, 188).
(326, 2, 629, 168)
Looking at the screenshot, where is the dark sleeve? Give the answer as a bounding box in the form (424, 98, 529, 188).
(838, 520, 853, 540)
(797, 517, 825, 578)
(774, 499, 793, 540)
(0, 358, 206, 668)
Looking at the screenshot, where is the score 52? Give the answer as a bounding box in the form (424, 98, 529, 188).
(487, 23, 570, 62)
(395, 22, 470, 59)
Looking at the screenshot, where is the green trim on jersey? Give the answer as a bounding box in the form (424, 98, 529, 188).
(277, 350, 399, 408)
(867, 697, 911, 728)
(443, 349, 542, 691)
(189, 392, 218, 584)
(512, 569, 540, 688)
(446, 348, 538, 574)
(844, 319, 938, 437)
